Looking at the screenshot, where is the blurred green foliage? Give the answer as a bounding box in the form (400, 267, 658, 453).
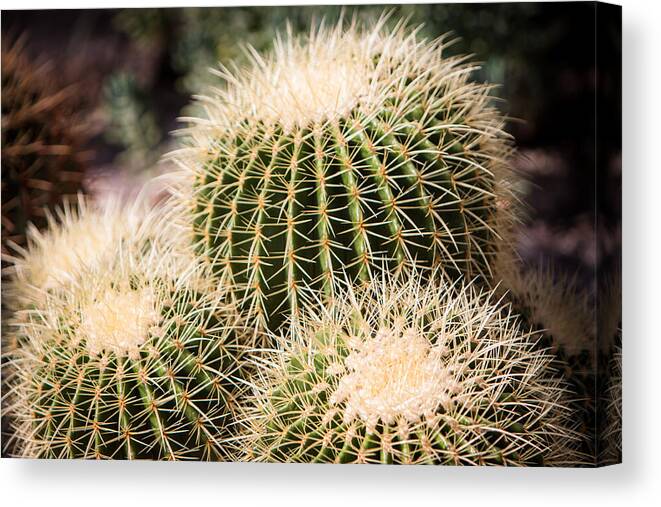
(112, 4, 567, 94)
(103, 72, 162, 172)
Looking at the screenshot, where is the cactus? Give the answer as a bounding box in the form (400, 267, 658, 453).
(177, 18, 515, 330)
(239, 270, 583, 465)
(493, 251, 622, 463)
(599, 343, 622, 465)
(492, 249, 622, 377)
(493, 255, 595, 359)
(1, 38, 88, 259)
(3, 200, 250, 460)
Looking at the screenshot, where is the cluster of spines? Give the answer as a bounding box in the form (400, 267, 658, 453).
(599, 343, 622, 465)
(175, 18, 515, 331)
(1, 17, 607, 466)
(493, 250, 623, 464)
(493, 253, 594, 357)
(3, 193, 195, 313)
(238, 271, 584, 465)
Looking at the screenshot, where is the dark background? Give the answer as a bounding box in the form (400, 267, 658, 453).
(2, 1, 621, 286)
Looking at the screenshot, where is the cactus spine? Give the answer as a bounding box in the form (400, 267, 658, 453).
(493, 256, 595, 358)
(178, 19, 515, 330)
(3, 194, 204, 323)
(239, 271, 583, 465)
(3, 200, 249, 459)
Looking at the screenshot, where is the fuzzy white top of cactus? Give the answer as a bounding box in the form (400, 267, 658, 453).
(185, 17, 465, 136)
(13, 198, 129, 296)
(235, 33, 372, 130)
(3, 191, 214, 362)
(76, 286, 160, 359)
(5, 194, 196, 310)
(331, 325, 459, 433)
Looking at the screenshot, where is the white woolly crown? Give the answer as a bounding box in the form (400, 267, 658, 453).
(331, 324, 461, 433)
(182, 17, 488, 138)
(3, 194, 196, 310)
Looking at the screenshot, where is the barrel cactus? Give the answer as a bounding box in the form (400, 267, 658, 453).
(493, 255, 595, 359)
(599, 344, 622, 465)
(177, 19, 516, 330)
(492, 252, 623, 389)
(1, 38, 88, 260)
(493, 251, 622, 463)
(3, 201, 250, 460)
(238, 271, 583, 465)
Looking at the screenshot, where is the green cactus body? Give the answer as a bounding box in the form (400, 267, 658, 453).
(181, 20, 514, 330)
(4, 200, 249, 460)
(240, 272, 583, 465)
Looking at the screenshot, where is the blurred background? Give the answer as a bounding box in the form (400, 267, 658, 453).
(1, 2, 621, 290)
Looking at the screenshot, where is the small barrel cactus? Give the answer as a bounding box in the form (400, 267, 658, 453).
(239, 270, 583, 465)
(177, 19, 515, 330)
(493, 255, 595, 359)
(3, 201, 250, 460)
(492, 252, 623, 390)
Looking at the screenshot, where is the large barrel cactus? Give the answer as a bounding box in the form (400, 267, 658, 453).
(238, 271, 583, 465)
(178, 19, 515, 330)
(3, 200, 250, 460)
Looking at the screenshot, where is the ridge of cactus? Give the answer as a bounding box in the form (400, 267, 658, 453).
(173, 17, 517, 331)
(238, 269, 585, 465)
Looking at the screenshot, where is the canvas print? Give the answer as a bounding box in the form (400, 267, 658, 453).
(1, 2, 621, 466)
